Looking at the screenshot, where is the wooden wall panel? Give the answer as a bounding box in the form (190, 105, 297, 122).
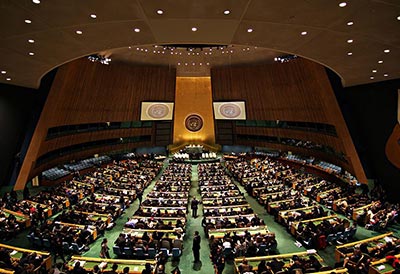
(211, 58, 366, 182)
(15, 59, 176, 190)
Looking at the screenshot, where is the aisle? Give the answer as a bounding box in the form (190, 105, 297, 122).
(178, 164, 214, 273)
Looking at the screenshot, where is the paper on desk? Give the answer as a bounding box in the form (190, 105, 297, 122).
(134, 266, 139, 271)
(377, 265, 385, 270)
(99, 262, 107, 269)
(10, 250, 18, 255)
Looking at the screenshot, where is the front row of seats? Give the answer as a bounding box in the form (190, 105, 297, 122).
(113, 246, 182, 260)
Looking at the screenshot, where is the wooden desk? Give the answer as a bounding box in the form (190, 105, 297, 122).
(317, 187, 341, 202)
(205, 214, 256, 225)
(128, 216, 186, 226)
(368, 253, 400, 274)
(208, 226, 273, 239)
(233, 250, 327, 273)
(278, 206, 320, 224)
(290, 215, 339, 236)
(72, 180, 95, 192)
(53, 221, 98, 240)
(24, 200, 52, 217)
(0, 243, 51, 270)
(352, 204, 373, 221)
(335, 232, 396, 262)
(75, 211, 112, 224)
(1, 209, 31, 228)
(67, 256, 156, 274)
(122, 228, 178, 239)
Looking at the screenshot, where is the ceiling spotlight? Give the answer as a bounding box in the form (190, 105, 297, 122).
(90, 14, 97, 19)
(1, 71, 6, 74)
(301, 31, 307, 36)
(28, 39, 35, 43)
(32, 0, 40, 4)
(347, 39, 353, 43)
(24, 19, 32, 24)
(397, 15, 400, 20)
(157, 9, 164, 15)
(372, 69, 377, 73)
(339, 2, 347, 7)
(347, 52, 353, 56)
(6, 77, 11, 81)
(384, 49, 390, 53)
(224, 10, 230, 15)
(370, 76, 374, 80)
(134, 28, 140, 32)
(191, 27, 197, 32)
(247, 28, 253, 33)
(76, 30, 83, 35)
(384, 73, 389, 77)
(28, 52, 34, 56)
(378, 60, 383, 64)
(347, 21, 353, 26)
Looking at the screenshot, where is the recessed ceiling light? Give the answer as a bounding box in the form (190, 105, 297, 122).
(378, 60, 384, 64)
(134, 28, 140, 32)
(224, 10, 230, 15)
(339, 2, 347, 7)
(372, 69, 377, 73)
(28, 39, 35, 43)
(24, 19, 32, 24)
(157, 9, 164, 15)
(397, 15, 400, 21)
(347, 39, 353, 43)
(28, 52, 34, 56)
(6, 77, 11, 81)
(370, 76, 374, 80)
(76, 30, 83, 35)
(384, 73, 389, 77)
(384, 49, 390, 53)
(347, 52, 353, 56)
(301, 31, 307, 36)
(32, 0, 40, 4)
(247, 28, 253, 33)
(191, 27, 197, 32)
(347, 21, 354, 26)
(90, 14, 97, 19)
(1, 71, 6, 74)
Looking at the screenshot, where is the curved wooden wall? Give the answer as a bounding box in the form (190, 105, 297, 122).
(211, 58, 366, 182)
(15, 59, 176, 190)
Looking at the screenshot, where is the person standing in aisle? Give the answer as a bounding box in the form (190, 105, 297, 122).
(191, 197, 199, 218)
(100, 238, 110, 259)
(193, 231, 201, 263)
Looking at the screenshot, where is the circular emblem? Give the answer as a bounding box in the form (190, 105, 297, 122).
(147, 104, 169, 119)
(185, 114, 203, 132)
(219, 103, 241, 119)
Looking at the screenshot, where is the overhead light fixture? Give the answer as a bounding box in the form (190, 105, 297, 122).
(397, 15, 400, 21)
(6, 77, 11, 81)
(370, 76, 374, 80)
(76, 30, 83, 35)
(347, 52, 353, 56)
(134, 28, 140, 32)
(28, 52, 35, 56)
(347, 39, 353, 43)
(274, 55, 298, 63)
(372, 69, 377, 73)
(24, 19, 32, 24)
(339, 2, 347, 7)
(378, 60, 383, 64)
(384, 49, 390, 53)
(224, 10, 230, 15)
(90, 14, 97, 19)
(32, 0, 40, 4)
(347, 21, 354, 26)
(384, 73, 389, 77)
(28, 39, 35, 43)
(301, 31, 307, 36)
(87, 54, 111, 65)
(247, 28, 253, 33)
(1, 71, 6, 74)
(191, 27, 197, 32)
(157, 9, 164, 15)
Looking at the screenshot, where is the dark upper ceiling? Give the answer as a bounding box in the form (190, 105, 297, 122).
(0, 0, 399, 88)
